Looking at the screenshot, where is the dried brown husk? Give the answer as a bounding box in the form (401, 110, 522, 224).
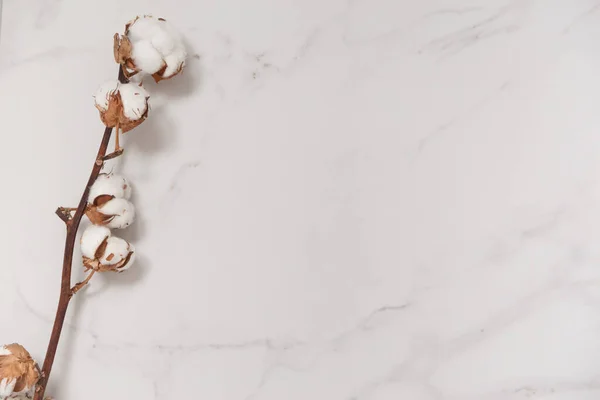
(113, 33, 139, 78)
(83, 250, 134, 273)
(85, 204, 115, 226)
(120, 105, 149, 132)
(93, 194, 115, 207)
(152, 61, 185, 83)
(0, 344, 40, 393)
(95, 90, 148, 132)
(95, 90, 121, 128)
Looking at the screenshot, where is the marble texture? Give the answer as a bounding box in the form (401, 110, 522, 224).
(2, 0, 600, 399)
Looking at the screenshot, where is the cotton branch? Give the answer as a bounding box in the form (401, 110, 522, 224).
(33, 67, 129, 400)
(30, 15, 186, 400)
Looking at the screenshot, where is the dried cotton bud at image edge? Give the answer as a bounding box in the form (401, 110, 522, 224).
(80, 225, 136, 272)
(0, 344, 40, 399)
(86, 197, 135, 229)
(88, 173, 132, 206)
(114, 15, 186, 82)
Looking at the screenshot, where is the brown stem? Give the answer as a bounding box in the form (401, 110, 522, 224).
(101, 148, 124, 162)
(115, 123, 121, 152)
(54, 208, 72, 224)
(34, 66, 128, 400)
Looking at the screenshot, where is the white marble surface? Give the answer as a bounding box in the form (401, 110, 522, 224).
(2, 0, 600, 399)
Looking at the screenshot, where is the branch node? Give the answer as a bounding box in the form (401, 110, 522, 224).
(70, 270, 96, 297)
(102, 148, 124, 162)
(95, 147, 123, 166)
(55, 207, 76, 224)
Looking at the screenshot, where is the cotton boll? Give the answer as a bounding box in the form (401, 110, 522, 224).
(94, 81, 149, 132)
(94, 81, 119, 111)
(12, 385, 35, 397)
(82, 234, 136, 273)
(118, 83, 149, 121)
(122, 178, 132, 199)
(127, 16, 162, 42)
(117, 243, 136, 271)
(0, 378, 16, 397)
(162, 47, 186, 78)
(86, 198, 135, 228)
(88, 173, 132, 204)
(0, 344, 39, 398)
(80, 225, 111, 259)
(151, 30, 176, 55)
(9, 395, 37, 400)
(131, 40, 164, 74)
(99, 237, 130, 266)
(118, 15, 186, 81)
(98, 198, 136, 229)
(160, 20, 184, 43)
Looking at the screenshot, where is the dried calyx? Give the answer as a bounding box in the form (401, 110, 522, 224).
(114, 15, 186, 82)
(0, 344, 40, 399)
(94, 81, 149, 134)
(80, 225, 136, 272)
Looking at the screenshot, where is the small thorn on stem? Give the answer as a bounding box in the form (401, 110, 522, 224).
(70, 270, 96, 297)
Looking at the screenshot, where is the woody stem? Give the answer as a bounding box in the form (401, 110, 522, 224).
(33, 66, 128, 400)
(115, 123, 120, 151)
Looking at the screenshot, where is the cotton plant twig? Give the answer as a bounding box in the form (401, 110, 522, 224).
(100, 147, 124, 164)
(33, 67, 129, 400)
(70, 270, 97, 296)
(0, 15, 187, 400)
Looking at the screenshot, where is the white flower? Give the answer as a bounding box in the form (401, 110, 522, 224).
(80, 225, 111, 259)
(0, 344, 40, 399)
(88, 173, 132, 206)
(93, 81, 149, 132)
(86, 198, 135, 229)
(114, 15, 186, 82)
